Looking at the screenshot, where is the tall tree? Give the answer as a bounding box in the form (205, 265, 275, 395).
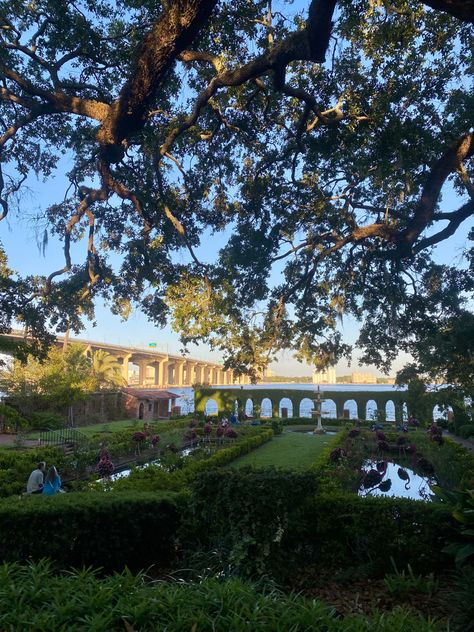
(90, 349, 125, 390)
(0, 0, 473, 376)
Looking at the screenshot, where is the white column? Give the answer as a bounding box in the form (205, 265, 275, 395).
(138, 360, 148, 386)
(176, 360, 186, 386)
(119, 353, 132, 384)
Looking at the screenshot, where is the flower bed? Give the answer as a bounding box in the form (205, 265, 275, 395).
(313, 428, 474, 497)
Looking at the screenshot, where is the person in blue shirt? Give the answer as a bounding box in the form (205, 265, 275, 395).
(42, 466, 63, 496)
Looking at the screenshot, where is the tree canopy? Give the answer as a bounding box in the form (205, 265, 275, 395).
(0, 0, 473, 377)
(0, 344, 125, 413)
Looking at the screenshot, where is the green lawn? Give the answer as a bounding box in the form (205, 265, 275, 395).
(230, 429, 334, 469)
(25, 417, 185, 440)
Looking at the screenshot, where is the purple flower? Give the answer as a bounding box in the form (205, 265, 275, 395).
(348, 429, 360, 438)
(204, 423, 212, 434)
(151, 434, 160, 447)
(225, 428, 237, 439)
(378, 440, 390, 452)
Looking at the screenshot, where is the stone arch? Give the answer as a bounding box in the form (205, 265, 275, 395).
(343, 399, 358, 419)
(260, 397, 272, 418)
(432, 404, 452, 422)
(299, 397, 314, 418)
(245, 398, 254, 418)
(279, 397, 293, 418)
(204, 398, 219, 416)
(322, 399, 337, 418)
(385, 400, 395, 422)
(366, 399, 378, 421)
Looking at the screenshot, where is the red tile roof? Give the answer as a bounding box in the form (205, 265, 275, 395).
(122, 388, 177, 400)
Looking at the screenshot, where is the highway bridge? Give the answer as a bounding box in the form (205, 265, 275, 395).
(0, 330, 250, 387)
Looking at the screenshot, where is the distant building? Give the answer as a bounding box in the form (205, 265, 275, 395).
(312, 366, 336, 384)
(351, 371, 377, 384)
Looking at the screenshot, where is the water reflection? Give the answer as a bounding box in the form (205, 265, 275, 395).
(103, 447, 197, 482)
(358, 459, 436, 502)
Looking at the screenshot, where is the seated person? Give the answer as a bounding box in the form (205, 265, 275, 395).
(26, 461, 46, 494)
(42, 466, 63, 496)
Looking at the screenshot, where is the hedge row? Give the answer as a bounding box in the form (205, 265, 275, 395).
(188, 468, 455, 578)
(0, 491, 182, 571)
(0, 467, 456, 580)
(109, 428, 275, 493)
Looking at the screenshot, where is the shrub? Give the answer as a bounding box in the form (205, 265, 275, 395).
(27, 411, 64, 430)
(0, 491, 182, 571)
(302, 494, 455, 576)
(0, 447, 66, 498)
(0, 404, 27, 432)
(0, 561, 444, 632)
(458, 424, 474, 440)
(188, 468, 317, 579)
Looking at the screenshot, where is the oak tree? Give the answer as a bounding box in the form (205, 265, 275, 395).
(0, 0, 473, 377)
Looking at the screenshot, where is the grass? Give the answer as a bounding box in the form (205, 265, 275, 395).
(230, 429, 333, 469)
(24, 417, 189, 440)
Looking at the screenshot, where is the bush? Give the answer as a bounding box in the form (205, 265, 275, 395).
(188, 463, 455, 580)
(0, 561, 443, 632)
(301, 494, 455, 576)
(458, 424, 474, 440)
(0, 404, 27, 433)
(0, 491, 182, 571)
(188, 467, 317, 579)
(27, 411, 64, 430)
(0, 447, 66, 498)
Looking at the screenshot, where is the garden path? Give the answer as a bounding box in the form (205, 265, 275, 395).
(444, 431, 474, 453)
(0, 433, 38, 447)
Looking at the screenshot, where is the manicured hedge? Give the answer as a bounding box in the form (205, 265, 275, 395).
(188, 467, 455, 579)
(0, 491, 182, 571)
(0, 562, 443, 632)
(302, 494, 455, 575)
(109, 429, 275, 493)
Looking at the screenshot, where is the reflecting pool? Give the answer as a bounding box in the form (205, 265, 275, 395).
(358, 459, 436, 502)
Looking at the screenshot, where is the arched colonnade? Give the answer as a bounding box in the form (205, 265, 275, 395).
(195, 388, 410, 422)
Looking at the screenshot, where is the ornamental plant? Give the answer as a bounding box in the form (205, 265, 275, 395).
(97, 455, 114, 478)
(132, 431, 146, 455)
(329, 447, 346, 463)
(132, 432, 146, 442)
(225, 428, 237, 440)
(151, 435, 160, 448)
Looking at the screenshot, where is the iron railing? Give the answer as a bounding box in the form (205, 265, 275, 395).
(38, 426, 89, 449)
